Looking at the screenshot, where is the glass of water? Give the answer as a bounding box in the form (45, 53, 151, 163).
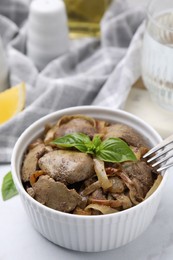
(141, 0, 173, 110)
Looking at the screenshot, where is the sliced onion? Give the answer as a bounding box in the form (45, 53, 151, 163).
(73, 206, 92, 215)
(145, 175, 163, 199)
(85, 204, 118, 215)
(44, 124, 59, 144)
(96, 120, 107, 135)
(112, 193, 132, 209)
(28, 138, 43, 150)
(116, 171, 140, 205)
(81, 181, 101, 196)
(93, 159, 112, 190)
(88, 198, 122, 208)
(130, 146, 148, 160)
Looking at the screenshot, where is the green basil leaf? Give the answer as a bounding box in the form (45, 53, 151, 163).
(92, 135, 102, 148)
(52, 133, 93, 153)
(52, 133, 137, 163)
(1, 171, 18, 201)
(96, 138, 137, 163)
(75, 144, 94, 154)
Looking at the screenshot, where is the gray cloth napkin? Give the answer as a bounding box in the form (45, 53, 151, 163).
(0, 0, 146, 163)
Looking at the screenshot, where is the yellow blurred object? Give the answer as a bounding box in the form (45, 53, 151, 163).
(64, 0, 112, 38)
(0, 82, 26, 125)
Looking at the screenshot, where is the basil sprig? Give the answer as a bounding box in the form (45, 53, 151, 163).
(52, 133, 137, 163)
(1, 171, 18, 201)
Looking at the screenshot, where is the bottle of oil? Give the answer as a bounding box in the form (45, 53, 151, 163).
(64, 0, 112, 38)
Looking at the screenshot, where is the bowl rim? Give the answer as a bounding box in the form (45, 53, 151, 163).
(11, 105, 167, 219)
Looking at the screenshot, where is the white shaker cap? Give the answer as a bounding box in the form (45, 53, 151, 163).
(27, 0, 69, 71)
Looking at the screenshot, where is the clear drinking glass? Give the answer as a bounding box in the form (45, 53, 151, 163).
(141, 0, 173, 111)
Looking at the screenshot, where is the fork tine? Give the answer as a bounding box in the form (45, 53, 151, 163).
(146, 145, 173, 163)
(157, 162, 173, 172)
(143, 134, 173, 158)
(151, 153, 173, 167)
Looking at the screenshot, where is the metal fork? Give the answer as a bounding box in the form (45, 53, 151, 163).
(143, 134, 173, 172)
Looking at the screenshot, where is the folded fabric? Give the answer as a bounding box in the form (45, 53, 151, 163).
(0, 0, 146, 162)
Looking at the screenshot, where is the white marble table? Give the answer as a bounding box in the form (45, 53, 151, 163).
(124, 87, 173, 138)
(1, 86, 173, 260)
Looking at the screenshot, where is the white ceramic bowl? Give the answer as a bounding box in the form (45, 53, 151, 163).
(11, 106, 167, 252)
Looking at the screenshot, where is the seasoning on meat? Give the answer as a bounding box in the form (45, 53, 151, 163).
(31, 175, 82, 212)
(22, 144, 47, 182)
(104, 124, 147, 148)
(38, 150, 95, 184)
(44, 115, 96, 144)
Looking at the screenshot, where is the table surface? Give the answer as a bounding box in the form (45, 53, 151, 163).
(124, 86, 173, 138)
(1, 85, 173, 260)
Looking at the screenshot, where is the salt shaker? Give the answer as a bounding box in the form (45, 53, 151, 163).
(0, 36, 9, 92)
(27, 0, 69, 71)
